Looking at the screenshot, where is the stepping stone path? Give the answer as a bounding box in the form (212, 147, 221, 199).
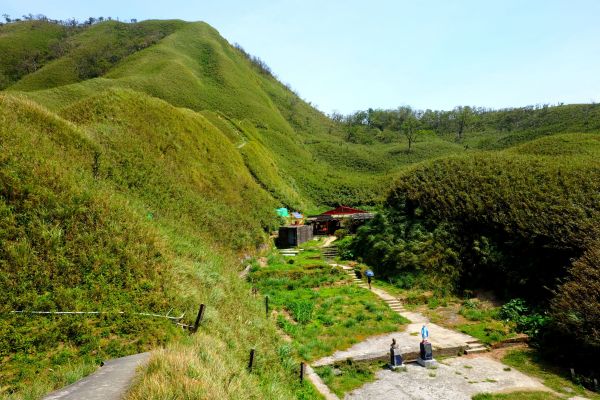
(318, 262, 488, 366)
(279, 248, 301, 257)
(321, 244, 338, 260)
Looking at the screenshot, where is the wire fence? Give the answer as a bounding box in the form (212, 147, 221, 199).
(9, 304, 206, 332)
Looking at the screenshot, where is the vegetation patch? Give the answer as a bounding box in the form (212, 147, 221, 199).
(314, 359, 387, 398)
(501, 349, 600, 399)
(250, 243, 408, 361)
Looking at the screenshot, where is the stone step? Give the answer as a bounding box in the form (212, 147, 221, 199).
(466, 339, 481, 344)
(466, 343, 485, 348)
(465, 346, 488, 354)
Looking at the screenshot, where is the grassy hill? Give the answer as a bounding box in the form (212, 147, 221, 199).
(1, 19, 487, 209)
(2, 17, 600, 399)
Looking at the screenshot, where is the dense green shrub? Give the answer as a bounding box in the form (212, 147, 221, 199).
(549, 244, 600, 352)
(499, 299, 549, 337)
(345, 212, 462, 291)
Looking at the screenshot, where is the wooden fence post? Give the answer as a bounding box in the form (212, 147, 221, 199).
(248, 348, 255, 372)
(300, 362, 305, 383)
(192, 304, 205, 333)
(265, 295, 269, 318)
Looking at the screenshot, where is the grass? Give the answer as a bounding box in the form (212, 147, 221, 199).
(275, 286, 407, 360)
(501, 349, 600, 400)
(314, 359, 388, 398)
(455, 300, 515, 345)
(457, 322, 513, 346)
(250, 246, 408, 361)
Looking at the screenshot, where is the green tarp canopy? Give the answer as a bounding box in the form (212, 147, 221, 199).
(276, 207, 289, 217)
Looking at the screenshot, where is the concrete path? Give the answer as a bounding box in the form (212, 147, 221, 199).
(43, 353, 150, 400)
(321, 236, 337, 248)
(344, 356, 550, 400)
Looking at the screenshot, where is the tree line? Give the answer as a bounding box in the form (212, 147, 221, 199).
(1, 13, 138, 26)
(331, 103, 600, 150)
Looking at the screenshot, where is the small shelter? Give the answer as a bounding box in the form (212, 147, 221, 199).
(278, 225, 313, 248)
(307, 206, 374, 235)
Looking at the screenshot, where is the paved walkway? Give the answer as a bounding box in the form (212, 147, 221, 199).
(345, 356, 550, 400)
(43, 353, 150, 400)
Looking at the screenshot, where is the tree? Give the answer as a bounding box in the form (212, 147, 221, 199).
(2, 14, 11, 23)
(401, 114, 420, 153)
(454, 106, 473, 141)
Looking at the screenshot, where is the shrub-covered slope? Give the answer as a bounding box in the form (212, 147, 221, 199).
(345, 132, 599, 378)
(374, 133, 600, 293)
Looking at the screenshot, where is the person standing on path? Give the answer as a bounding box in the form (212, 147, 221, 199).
(365, 269, 374, 290)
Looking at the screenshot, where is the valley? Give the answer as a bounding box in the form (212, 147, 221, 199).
(0, 16, 598, 400)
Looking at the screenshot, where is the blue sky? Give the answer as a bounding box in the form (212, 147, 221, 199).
(3, 0, 600, 114)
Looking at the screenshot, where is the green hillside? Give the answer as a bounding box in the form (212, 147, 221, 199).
(2, 16, 600, 399)
(4, 19, 505, 209)
(343, 132, 600, 380)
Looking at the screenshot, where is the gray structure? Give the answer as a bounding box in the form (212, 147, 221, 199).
(277, 225, 313, 248)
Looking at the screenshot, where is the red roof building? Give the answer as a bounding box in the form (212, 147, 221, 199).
(321, 206, 368, 216)
(307, 206, 374, 235)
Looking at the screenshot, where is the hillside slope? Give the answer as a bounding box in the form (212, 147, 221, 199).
(0, 89, 319, 398)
